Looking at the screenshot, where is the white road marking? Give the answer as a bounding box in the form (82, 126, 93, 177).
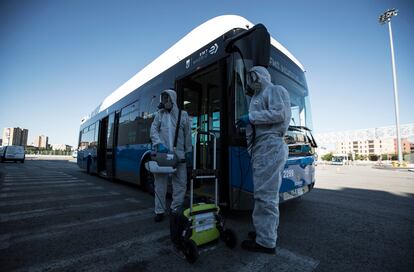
(0, 198, 141, 222)
(0, 185, 105, 198)
(2, 180, 86, 186)
(15, 229, 169, 272)
(277, 248, 320, 271)
(3, 166, 20, 169)
(0, 182, 96, 191)
(4, 177, 78, 181)
(3, 172, 74, 177)
(235, 247, 319, 272)
(0, 208, 155, 250)
(0, 191, 120, 207)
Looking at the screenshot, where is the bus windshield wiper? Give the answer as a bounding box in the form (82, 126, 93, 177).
(289, 125, 311, 131)
(288, 125, 318, 148)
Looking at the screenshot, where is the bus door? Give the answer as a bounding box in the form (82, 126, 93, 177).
(98, 113, 115, 177)
(176, 63, 224, 200)
(98, 117, 108, 176)
(106, 112, 116, 178)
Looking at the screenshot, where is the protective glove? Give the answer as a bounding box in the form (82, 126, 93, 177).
(157, 143, 169, 153)
(236, 114, 250, 127)
(185, 152, 193, 167)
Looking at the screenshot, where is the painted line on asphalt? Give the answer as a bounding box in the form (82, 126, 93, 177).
(0, 198, 141, 222)
(3, 172, 62, 175)
(2, 166, 20, 169)
(0, 182, 96, 192)
(2, 180, 86, 186)
(4, 173, 74, 176)
(3, 172, 74, 175)
(3, 175, 78, 179)
(0, 185, 105, 198)
(4, 172, 71, 177)
(0, 208, 155, 250)
(277, 248, 320, 271)
(235, 247, 319, 272)
(15, 228, 169, 272)
(4, 177, 78, 181)
(0, 191, 120, 207)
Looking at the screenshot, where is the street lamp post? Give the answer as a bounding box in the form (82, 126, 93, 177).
(378, 8, 403, 164)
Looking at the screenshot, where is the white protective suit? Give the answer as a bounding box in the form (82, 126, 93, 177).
(246, 66, 291, 248)
(150, 89, 192, 214)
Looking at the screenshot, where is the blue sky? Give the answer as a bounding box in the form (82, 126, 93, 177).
(0, 0, 413, 147)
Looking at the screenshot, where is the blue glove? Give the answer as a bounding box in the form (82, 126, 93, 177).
(185, 152, 193, 167)
(157, 143, 169, 153)
(236, 114, 250, 127)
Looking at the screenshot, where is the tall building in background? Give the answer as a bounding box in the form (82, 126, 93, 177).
(33, 135, 49, 149)
(2, 127, 29, 147)
(21, 129, 28, 147)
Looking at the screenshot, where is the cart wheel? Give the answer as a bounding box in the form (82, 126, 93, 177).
(221, 229, 237, 249)
(183, 239, 198, 264)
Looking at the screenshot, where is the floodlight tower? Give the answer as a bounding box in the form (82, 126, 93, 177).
(378, 8, 403, 164)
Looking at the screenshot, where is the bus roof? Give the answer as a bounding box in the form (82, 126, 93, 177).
(85, 15, 305, 123)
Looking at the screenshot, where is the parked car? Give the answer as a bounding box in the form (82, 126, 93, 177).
(0, 145, 25, 163)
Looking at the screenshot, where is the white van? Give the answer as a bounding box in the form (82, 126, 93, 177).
(0, 145, 25, 163)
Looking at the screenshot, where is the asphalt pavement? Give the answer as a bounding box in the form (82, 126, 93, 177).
(0, 159, 412, 271)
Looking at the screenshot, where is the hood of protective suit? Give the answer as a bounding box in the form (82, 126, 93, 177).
(249, 66, 272, 94)
(151, 88, 192, 159)
(161, 89, 177, 105)
(160, 89, 178, 113)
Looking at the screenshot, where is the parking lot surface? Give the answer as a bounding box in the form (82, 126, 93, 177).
(0, 160, 412, 271)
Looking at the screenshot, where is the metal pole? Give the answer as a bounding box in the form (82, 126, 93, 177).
(387, 20, 403, 163)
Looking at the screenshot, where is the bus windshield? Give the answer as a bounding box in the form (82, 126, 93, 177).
(268, 47, 312, 130)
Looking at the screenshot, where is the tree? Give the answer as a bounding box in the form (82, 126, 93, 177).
(369, 154, 379, 161)
(321, 152, 333, 161)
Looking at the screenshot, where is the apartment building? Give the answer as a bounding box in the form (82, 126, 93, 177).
(316, 123, 414, 156)
(2, 127, 29, 147)
(336, 138, 395, 156)
(33, 135, 49, 149)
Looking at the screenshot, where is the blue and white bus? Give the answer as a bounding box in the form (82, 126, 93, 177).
(77, 15, 317, 210)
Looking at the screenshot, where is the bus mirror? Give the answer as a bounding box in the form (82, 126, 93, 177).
(225, 23, 270, 67)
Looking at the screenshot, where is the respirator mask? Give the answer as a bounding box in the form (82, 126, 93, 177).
(158, 93, 173, 111)
(245, 71, 261, 97)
